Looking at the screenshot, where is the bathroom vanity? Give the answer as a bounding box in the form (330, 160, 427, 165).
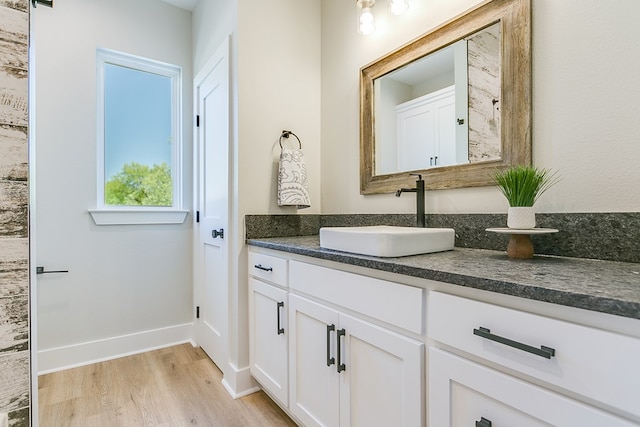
(247, 235, 640, 427)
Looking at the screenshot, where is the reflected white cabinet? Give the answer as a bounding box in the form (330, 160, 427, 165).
(288, 294, 423, 427)
(396, 85, 458, 171)
(429, 348, 636, 427)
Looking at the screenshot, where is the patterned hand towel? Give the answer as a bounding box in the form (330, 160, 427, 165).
(278, 147, 310, 209)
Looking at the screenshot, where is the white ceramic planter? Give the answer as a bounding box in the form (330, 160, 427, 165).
(507, 206, 536, 229)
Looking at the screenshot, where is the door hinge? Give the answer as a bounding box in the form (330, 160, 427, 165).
(196, 115, 200, 127)
(196, 210, 200, 223)
(196, 306, 200, 319)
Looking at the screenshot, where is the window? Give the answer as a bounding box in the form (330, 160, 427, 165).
(91, 49, 186, 225)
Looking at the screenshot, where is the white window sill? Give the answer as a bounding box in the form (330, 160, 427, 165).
(88, 209, 189, 225)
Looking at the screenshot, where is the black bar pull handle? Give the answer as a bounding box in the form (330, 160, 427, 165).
(337, 328, 346, 373)
(476, 417, 492, 427)
(276, 302, 285, 335)
(254, 264, 273, 272)
(473, 327, 556, 359)
(326, 324, 336, 366)
(36, 266, 69, 275)
(32, 0, 54, 7)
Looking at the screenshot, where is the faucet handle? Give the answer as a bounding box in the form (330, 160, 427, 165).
(410, 173, 423, 181)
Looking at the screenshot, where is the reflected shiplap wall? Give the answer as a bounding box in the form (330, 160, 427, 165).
(467, 23, 501, 162)
(0, 0, 30, 425)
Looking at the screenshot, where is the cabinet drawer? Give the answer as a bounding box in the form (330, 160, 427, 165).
(248, 251, 288, 287)
(429, 348, 636, 426)
(428, 291, 640, 418)
(290, 260, 423, 334)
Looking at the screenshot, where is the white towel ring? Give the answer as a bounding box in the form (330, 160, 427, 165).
(279, 130, 302, 149)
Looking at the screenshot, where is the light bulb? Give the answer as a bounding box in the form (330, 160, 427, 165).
(357, 0, 376, 35)
(359, 7, 375, 35)
(389, 0, 408, 15)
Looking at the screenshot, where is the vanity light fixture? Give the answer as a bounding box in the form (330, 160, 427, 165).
(357, 0, 376, 35)
(389, 0, 409, 15)
(357, 0, 409, 35)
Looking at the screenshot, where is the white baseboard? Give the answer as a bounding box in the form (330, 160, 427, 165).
(221, 363, 260, 399)
(38, 322, 194, 374)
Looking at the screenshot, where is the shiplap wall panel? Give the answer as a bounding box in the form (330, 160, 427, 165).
(0, 0, 30, 425)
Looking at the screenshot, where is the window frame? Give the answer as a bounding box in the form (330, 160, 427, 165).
(90, 48, 187, 225)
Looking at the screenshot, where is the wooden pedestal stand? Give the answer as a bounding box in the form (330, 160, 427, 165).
(486, 228, 559, 259)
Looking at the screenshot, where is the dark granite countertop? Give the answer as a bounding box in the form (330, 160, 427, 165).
(247, 236, 640, 320)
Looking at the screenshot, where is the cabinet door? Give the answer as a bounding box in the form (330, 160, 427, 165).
(289, 294, 340, 427)
(396, 102, 435, 171)
(339, 314, 424, 427)
(429, 291, 640, 418)
(249, 278, 288, 405)
(429, 348, 637, 427)
(433, 96, 457, 167)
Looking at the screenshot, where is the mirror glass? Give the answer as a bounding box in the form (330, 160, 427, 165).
(360, 0, 531, 194)
(374, 23, 501, 175)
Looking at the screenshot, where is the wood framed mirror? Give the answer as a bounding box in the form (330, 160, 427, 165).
(360, 0, 531, 194)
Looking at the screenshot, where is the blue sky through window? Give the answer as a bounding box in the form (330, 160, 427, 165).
(104, 63, 172, 180)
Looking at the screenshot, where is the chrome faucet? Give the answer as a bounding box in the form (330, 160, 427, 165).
(395, 173, 425, 228)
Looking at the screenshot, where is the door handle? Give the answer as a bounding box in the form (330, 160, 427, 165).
(211, 228, 224, 239)
(36, 266, 69, 275)
(276, 301, 285, 335)
(336, 328, 346, 373)
(473, 327, 556, 359)
(326, 324, 336, 366)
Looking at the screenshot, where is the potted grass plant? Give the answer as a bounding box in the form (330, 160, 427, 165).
(493, 165, 560, 229)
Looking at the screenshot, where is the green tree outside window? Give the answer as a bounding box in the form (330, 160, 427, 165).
(105, 162, 172, 206)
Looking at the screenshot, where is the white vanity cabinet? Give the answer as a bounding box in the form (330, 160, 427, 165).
(428, 291, 640, 426)
(288, 294, 423, 427)
(429, 348, 637, 426)
(248, 252, 289, 406)
(287, 260, 424, 427)
(248, 251, 425, 427)
(248, 245, 640, 426)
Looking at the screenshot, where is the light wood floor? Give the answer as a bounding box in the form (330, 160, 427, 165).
(38, 343, 298, 427)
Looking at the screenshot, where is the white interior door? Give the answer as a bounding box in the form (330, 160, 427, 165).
(194, 37, 230, 370)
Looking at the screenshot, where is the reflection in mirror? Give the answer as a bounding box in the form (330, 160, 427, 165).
(360, 0, 531, 194)
(468, 23, 501, 163)
(374, 23, 501, 176)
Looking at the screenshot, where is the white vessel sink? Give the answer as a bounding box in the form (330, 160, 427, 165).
(319, 225, 455, 257)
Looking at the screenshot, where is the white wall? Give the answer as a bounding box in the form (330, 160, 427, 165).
(34, 0, 194, 370)
(192, 0, 321, 392)
(237, 0, 321, 381)
(321, 0, 640, 214)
